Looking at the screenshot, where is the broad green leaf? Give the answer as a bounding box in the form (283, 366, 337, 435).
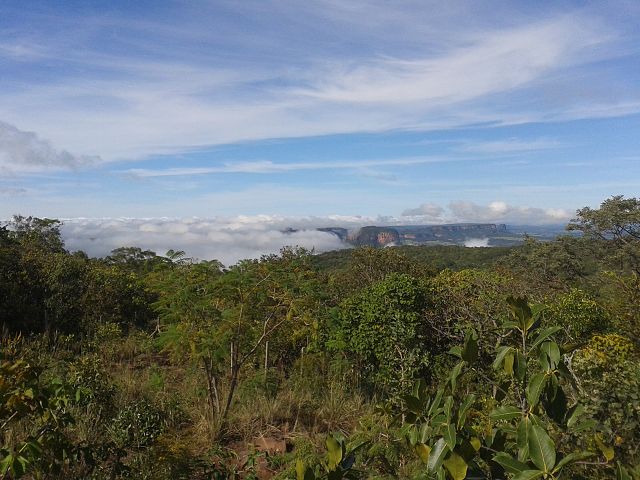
(457, 394, 475, 429)
(527, 425, 556, 473)
(490, 405, 522, 422)
(470, 437, 481, 452)
(461, 329, 478, 364)
(450, 361, 465, 392)
(444, 424, 456, 451)
(526, 373, 547, 407)
(443, 451, 468, 480)
(420, 423, 432, 444)
(530, 326, 562, 350)
(428, 389, 444, 416)
(493, 346, 512, 370)
(504, 352, 515, 376)
(541, 341, 561, 369)
(448, 346, 462, 358)
(415, 444, 431, 464)
(443, 396, 453, 423)
(513, 470, 544, 480)
(427, 438, 449, 474)
(492, 452, 529, 474)
(507, 296, 532, 331)
(552, 451, 593, 473)
(326, 435, 343, 470)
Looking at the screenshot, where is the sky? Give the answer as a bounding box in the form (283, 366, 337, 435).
(1, 1, 639, 262)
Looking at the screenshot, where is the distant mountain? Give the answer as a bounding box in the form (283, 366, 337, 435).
(314, 223, 567, 248)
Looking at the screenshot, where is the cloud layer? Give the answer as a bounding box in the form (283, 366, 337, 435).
(57, 200, 571, 265)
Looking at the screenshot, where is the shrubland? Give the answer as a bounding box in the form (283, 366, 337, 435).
(1, 195, 639, 479)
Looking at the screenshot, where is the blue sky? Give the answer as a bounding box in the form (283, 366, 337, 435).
(1, 0, 639, 229)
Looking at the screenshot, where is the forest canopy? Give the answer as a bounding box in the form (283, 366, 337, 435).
(1, 196, 639, 479)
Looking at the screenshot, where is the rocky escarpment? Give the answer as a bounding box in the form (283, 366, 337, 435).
(343, 223, 508, 247)
(347, 226, 400, 247)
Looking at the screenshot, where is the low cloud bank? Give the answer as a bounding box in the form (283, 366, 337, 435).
(60, 217, 348, 266)
(464, 238, 490, 247)
(55, 200, 570, 265)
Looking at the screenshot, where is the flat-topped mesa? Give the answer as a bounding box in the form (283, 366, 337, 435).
(347, 226, 400, 247)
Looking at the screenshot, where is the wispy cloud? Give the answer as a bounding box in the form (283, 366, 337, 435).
(456, 138, 563, 154)
(0, 4, 636, 167)
(120, 156, 457, 178)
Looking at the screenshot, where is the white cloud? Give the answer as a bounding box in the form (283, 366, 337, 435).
(0, 121, 99, 173)
(401, 200, 572, 224)
(464, 238, 490, 247)
(448, 201, 571, 224)
(60, 216, 349, 266)
(401, 203, 445, 218)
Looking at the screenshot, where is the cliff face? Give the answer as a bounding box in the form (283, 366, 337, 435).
(347, 226, 400, 247)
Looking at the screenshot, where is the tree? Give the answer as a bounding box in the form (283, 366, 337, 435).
(336, 273, 428, 398)
(568, 195, 640, 274)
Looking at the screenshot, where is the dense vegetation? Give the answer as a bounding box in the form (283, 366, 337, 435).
(1, 196, 639, 479)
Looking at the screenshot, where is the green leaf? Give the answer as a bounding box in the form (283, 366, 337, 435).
(428, 389, 444, 416)
(527, 425, 556, 473)
(427, 438, 449, 474)
(449, 361, 465, 392)
(296, 460, 315, 480)
(515, 350, 527, 382)
(504, 352, 515, 376)
(526, 373, 547, 407)
(552, 451, 593, 473)
(461, 329, 478, 364)
(615, 461, 632, 480)
(492, 452, 529, 474)
(415, 444, 431, 464)
(0, 454, 13, 475)
(444, 424, 456, 451)
(566, 404, 584, 429)
(540, 341, 561, 369)
(517, 416, 531, 462)
(457, 394, 475, 429)
(448, 346, 462, 358)
(443, 451, 468, 480)
(530, 326, 562, 350)
(512, 470, 544, 480)
(493, 346, 512, 370)
(326, 435, 343, 470)
(443, 396, 453, 423)
(490, 405, 522, 422)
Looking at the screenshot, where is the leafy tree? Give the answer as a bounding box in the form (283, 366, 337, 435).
(568, 195, 640, 274)
(336, 273, 428, 398)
